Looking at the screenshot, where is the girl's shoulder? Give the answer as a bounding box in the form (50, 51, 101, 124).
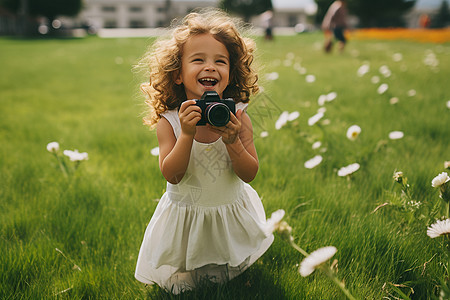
(236, 102, 248, 112)
(160, 109, 181, 138)
(161, 108, 179, 118)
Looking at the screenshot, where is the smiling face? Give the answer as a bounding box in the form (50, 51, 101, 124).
(175, 33, 230, 100)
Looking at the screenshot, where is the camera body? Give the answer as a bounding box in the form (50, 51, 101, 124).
(194, 91, 236, 127)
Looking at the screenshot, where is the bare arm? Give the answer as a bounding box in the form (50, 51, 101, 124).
(209, 110, 259, 183)
(157, 100, 201, 184)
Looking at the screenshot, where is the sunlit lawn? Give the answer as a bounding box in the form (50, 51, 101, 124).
(1, 32, 449, 299)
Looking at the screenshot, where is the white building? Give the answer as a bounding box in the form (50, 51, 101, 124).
(49, 0, 324, 38)
(270, 0, 317, 27)
(72, 0, 319, 30)
(76, 0, 219, 29)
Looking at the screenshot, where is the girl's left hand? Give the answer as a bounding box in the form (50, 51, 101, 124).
(207, 109, 243, 144)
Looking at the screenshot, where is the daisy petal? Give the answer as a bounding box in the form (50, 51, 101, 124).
(299, 246, 337, 277)
(427, 219, 450, 238)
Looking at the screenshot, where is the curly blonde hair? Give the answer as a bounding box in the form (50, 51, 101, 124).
(138, 8, 259, 128)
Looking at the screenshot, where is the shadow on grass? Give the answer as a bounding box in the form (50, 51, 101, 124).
(143, 267, 287, 299)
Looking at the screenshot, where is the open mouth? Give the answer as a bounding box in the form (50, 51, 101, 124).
(199, 78, 218, 87)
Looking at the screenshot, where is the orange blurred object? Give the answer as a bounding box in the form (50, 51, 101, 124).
(350, 28, 450, 43)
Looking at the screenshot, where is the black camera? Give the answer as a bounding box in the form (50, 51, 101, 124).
(194, 91, 236, 127)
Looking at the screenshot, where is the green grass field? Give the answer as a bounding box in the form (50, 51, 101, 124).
(1, 33, 449, 299)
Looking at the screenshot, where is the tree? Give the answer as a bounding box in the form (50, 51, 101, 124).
(220, 0, 272, 23)
(314, 0, 334, 25)
(0, 0, 21, 14)
(314, 0, 416, 27)
(1, 0, 82, 24)
(348, 0, 416, 27)
(432, 0, 450, 28)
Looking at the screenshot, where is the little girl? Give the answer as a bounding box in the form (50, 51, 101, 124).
(135, 9, 274, 294)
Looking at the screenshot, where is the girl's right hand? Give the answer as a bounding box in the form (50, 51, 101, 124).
(179, 100, 201, 137)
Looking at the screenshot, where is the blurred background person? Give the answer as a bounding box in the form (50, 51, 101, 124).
(321, 0, 348, 53)
(261, 10, 274, 40)
(419, 13, 431, 28)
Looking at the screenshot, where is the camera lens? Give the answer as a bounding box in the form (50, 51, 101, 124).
(206, 103, 230, 127)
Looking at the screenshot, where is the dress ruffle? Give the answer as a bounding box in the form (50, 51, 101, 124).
(135, 183, 273, 293)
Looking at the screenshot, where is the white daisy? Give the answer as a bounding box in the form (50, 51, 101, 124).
(379, 65, 391, 78)
(286, 52, 295, 60)
(392, 53, 403, 62)
(377, 83, 389, 94)
(264, 209, 285, 236)
(326, 92, 337, 102)
(427, 219, 450, 238)
(266, 72, 279, 81)
(431, 172, 450, 188)
(389, 131, 404, 140)
(275, 111, 289, 130)
(318, 95, 327, 106)
(423, 52, 439, 67)
(338, 163, 360, 177)
(46, 142, 60, 153)
(407, 89, 416, 97)
(371, 76, 380, 84)
(321, 119, 331, 126)
(283, 59, 293, 67)
(260, 131, 269, 138)
(308, 112, 324, 126)
(393, 171, 404, 182)
(312, 141, 321, 150)
(357, 63, 370, 77)
(288, 111, 300, 121)
(304, 155, 323, 169)
(445, 161, 450, 169)
(150, 147, 160, 156)
(63, 149, 89, 162)
(299, 246, 337, 277)
(390, 97, 399, 105)
(446, 100, 450, 109)
(346, 125, 361, 141)
(317, 107, 326, 114)
(306, 74, 316, 83)
(293, 62, 302, 71)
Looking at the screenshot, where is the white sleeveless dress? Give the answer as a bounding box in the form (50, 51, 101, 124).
(135, 103, 274, 294)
